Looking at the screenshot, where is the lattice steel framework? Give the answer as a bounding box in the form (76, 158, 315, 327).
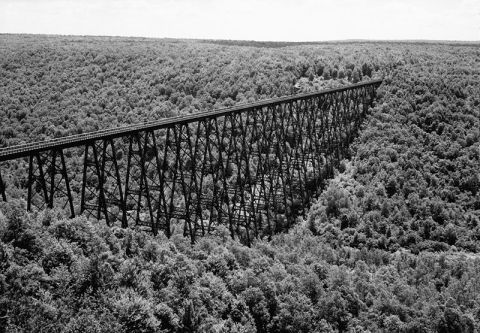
(0, 80, 381, 244)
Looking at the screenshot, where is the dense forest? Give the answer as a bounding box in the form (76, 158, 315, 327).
(1, 34, 480, 332)
(0, 34, 385, 146)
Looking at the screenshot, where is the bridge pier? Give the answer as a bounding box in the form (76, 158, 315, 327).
(26, 149, 75, 217)
(81, 141, 107, 222)
(0, 169, 6, 202)
(27, 153, 49, 211)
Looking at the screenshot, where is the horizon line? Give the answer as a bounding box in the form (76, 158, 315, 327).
(1, 32, 479, 44)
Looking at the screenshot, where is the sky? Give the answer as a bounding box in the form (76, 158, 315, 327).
(0, 0, 479, 41)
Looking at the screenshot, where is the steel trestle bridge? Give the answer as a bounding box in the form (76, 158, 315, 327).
(0, 79, 381, 244)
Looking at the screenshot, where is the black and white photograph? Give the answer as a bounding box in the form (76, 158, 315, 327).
(0, 0, 479, 332)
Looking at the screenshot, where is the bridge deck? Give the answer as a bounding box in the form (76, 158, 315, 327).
(0, 79, 382, 162)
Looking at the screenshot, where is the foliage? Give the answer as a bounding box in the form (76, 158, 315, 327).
(0, 35, 384, 147)
(1, 202, 479, 332)
(1, 35, 480, 331)
(308, 45, 480, 253)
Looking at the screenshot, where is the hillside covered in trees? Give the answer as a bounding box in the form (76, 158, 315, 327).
(0, 35, 480, 332)
(1, 34, 384, 146)
(1, 203, 479, 332)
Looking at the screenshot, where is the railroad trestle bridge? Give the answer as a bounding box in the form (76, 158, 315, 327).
(0, 80, 381, 244)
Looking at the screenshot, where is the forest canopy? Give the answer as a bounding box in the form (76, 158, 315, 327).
(0, 35, 480, 332)
(1, 201, 479, 332)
